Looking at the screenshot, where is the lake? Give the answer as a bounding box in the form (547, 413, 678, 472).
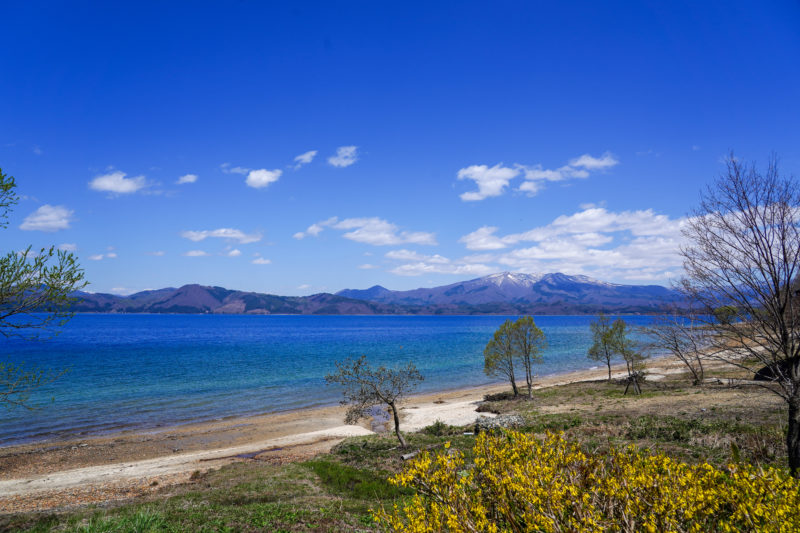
(0, 314, 658, 446)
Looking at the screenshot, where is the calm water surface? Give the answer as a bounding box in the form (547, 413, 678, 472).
(0, 314, 657, 446)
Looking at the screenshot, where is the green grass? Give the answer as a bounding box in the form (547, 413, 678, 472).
(303, 459, 411, 500)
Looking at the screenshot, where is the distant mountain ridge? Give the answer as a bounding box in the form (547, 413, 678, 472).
(71, 272, 682, 315)
(336, 272, 681, 314)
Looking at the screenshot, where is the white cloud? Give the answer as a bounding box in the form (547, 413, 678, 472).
(181, 228, 262, 244)
(147, 251, 166, 256)
(390, 262, 496, 277)
(227, 249, 242, 257)
(220, 163, 250, 175)
(294, 217, 436, 246)
(457, 164, 520, 201)
(89, 171, 147, 194)
(20, 205, 73, 232)
(184, 250, 210, 257)
(293, 150, 317, 169)
(358, 263, 378, 269)
(88, 252, 117, 260)
(246, 169, 282, 189)
(458, 226, 508, 251)
(457, 152, 619, 200)
(328, 146, 358, 167)
(177, 174, 198, 184)
(569, 152, 619, 170)
(453, 206, 686, 283)
(298, 283, 312, 289)
(385, 249, 449, 264)
(58, 243, 77, 252)
(252, 258, 272, 265)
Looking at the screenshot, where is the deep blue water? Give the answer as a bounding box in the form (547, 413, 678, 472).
(0, 314, 657, 446)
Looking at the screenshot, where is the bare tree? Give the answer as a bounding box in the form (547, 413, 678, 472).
(325, 355, 423, 448)
(680, 154, 800, 475)
(483, 319, 520, 397)
(1, 168, 86, 409)
(642, 312, 708, 385)
(513, 316, 546, 399)
(587, 313, 617, 381)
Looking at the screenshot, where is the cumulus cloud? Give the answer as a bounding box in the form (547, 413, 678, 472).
(252, 258, 272, 265)
(88, 254, 103, 261)
(181, 228, 262, 244)
(147, 251, 166, 256)
(177, 174, 198, 184)
(328, 146, 358, 167)
(246, 169, 282, 189)
(358, 264, 378, 269)
(457, 164, 520, 201)
(297, 283, 312, 290)
(294, 217, 436, 246)
(89, 171, 148, 194)
(88, 252, 116, 260)
(227, 249, 242, 257)
(58, 243, 78, 252)
(183, 250, 210, 257)
(383, 249, 496, 277)
(457, 152, 619, 200)
(20, 204, 73, 232)
(454, 206, 686, 283)
(293, 150, 317, 169)
(517, 152, 619, 196)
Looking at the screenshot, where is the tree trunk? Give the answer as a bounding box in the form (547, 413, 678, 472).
(510, 375, 519, 397)
(389, 401, 407, 448)
(526, 365, 533, 400)
(606, 360, 612, 382)
(788, 395, 800, 477)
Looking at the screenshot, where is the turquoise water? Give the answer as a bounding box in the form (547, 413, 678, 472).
(0, 314, 657, 446)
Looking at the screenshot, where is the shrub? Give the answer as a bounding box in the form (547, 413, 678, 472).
(375, 431, 800, 532)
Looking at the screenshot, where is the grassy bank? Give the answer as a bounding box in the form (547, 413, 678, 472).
(1, 366, 787, 532)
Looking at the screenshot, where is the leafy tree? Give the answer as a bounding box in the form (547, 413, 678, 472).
(679, 154, 800, 476)
(0, 168, 86, 408)
(587, 313, 617, 381)
(612, 318, 647, 395)
(483, 319, 520, 397)
(325, 355, 422, 448)
(484, 317, 546, 399)
(513, 316, 546, 399)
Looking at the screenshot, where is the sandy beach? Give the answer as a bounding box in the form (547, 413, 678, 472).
(0, 355, 683, 513)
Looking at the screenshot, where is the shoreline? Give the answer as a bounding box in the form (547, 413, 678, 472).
(0, 354, 681, 512)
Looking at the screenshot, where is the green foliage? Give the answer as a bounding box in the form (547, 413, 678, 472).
(0, 168, 86, 410)
(421, 419, 463, 436)
(304, 459, 412, 500)
(325, 355, 422, 447)
(484, 316, 546, 398)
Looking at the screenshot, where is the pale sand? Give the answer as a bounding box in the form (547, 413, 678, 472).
(0, 355, 681, 510)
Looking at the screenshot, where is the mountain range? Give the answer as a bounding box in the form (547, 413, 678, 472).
(71, 272, 683, 315)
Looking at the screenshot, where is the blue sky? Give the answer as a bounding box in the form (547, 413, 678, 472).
(2, 1, 799, 295)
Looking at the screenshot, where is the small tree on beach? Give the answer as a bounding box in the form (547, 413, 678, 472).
(325, 355, 423, 448)
(483, 320, 520, 397)
(679, 154, 800, 476)
(0, 168, 86, 409)
(611, 318, 647, 395)
(513, 316, 546, 399)
(587, 313, 617, 381)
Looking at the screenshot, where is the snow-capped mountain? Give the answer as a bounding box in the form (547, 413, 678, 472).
(337, 271, 680, 312)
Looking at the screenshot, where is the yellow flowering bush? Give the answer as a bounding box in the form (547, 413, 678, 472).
(374, 431, 800, 532)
